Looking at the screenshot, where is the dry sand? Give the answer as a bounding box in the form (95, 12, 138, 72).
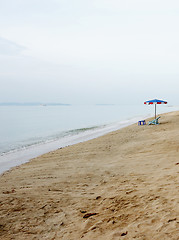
(0, 111, 179, 240)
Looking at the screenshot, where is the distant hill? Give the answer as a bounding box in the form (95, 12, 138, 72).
(0, 102, 71, 106)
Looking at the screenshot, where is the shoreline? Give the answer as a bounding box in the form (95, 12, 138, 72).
(0, 105, 178, 175)
(0, 114, 151, 175)
(0, 111, 179, 239)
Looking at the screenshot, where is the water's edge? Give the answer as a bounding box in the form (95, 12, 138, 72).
(1, 108, 178, 175)
(0, 114, 150, 175)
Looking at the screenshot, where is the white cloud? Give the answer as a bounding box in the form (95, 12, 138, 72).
(0, 37, 25, 56)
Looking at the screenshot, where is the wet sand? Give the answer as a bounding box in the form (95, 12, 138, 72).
(0, 111, 179, 239)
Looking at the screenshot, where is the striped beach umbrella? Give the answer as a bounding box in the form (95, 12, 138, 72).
(144, 99, 167, 119)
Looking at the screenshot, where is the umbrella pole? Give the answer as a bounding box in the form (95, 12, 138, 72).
(155, 104, 156, 119)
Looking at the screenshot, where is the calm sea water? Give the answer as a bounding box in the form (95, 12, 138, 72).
(0, 104, 177, 174)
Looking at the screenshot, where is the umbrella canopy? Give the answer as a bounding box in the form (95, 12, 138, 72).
(144, 99, 167, 119)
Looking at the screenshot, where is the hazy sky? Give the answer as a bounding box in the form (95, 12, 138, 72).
(0, 0, 179, 104)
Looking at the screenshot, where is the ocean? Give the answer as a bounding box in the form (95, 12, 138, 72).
(0, 104, 177, 174)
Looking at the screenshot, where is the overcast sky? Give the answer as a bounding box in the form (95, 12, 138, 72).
(0, 0, 179, 104)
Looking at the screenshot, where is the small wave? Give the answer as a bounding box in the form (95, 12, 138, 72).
(67, 125, 103, 134)
(0, 125, 103, 157)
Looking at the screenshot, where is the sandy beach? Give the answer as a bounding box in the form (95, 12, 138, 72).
(0, 111, 178, 240)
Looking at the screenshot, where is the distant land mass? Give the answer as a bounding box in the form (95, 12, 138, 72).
(0, 102, 71, 106)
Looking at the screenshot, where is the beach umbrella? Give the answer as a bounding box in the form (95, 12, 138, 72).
(144, 99, 167, 119)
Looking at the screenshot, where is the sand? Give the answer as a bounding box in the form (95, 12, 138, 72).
(0, 111, 179, 240)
